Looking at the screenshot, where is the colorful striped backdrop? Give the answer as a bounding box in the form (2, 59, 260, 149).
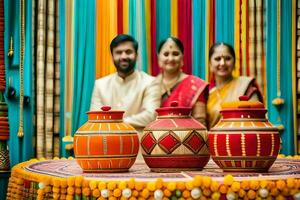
(3, 0, 296, 166)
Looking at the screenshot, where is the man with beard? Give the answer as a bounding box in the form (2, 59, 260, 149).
(90, 34, 160, 130)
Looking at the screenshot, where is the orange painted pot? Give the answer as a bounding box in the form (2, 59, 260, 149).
(208, 97, 280, 172)
(74, 106, 139, 172)
(141, 101, 209, 172)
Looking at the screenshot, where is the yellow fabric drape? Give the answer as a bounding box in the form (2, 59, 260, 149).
(248, 0, 255, 77)
(95, 0, 117, 79)
(236, 0, 265, 97)
(241, 0, 247, 76)
(123, 0, 129, 34)
(145, 0, 151, 74)
(233, 0, 241, 78)
(171, 0, 178, 37)
(255, 0, 264, 96)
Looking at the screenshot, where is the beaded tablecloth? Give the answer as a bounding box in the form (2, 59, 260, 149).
(24, 158, 300, 181)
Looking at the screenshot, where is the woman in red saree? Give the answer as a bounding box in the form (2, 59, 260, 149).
(207, 43, 264, 129)
(154, 37, 209, 126)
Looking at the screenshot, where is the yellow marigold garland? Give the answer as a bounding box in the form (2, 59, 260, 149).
(5, 156, 300, 200)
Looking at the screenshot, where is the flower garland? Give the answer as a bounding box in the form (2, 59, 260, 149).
(6, 156, 300, 200)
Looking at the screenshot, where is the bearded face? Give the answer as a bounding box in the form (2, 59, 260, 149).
(112, 41, 138, 76)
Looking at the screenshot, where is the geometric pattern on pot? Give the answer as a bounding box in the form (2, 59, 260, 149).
(0, 149, 9, 170)
(182, 130, 206, 154)
(141, 131, 157, 154)
(158, 130, 181, 154)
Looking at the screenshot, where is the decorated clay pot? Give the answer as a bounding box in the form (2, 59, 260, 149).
(141, 101, 209, 172)
(0, 141, 9, 170)
(74, 106, 139, 172)
(208, 96, 280, 172)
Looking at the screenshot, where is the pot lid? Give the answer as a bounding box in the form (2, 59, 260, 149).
(87, 106, 124, 121)
(156, 101, 191, 116)
(221, 95, 264, 109)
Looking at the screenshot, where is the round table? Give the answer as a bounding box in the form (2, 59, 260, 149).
(6, 157, 300, 199)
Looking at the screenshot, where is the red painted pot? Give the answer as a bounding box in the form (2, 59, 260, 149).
(74, 106, 139, 172)
(208, 97, 280, 172)
(141, 101, 209, 172)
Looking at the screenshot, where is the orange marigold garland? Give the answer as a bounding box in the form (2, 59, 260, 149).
(5, 156, 300, 199)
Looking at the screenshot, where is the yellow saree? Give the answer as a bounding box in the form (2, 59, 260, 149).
(207, 76, 262, 129)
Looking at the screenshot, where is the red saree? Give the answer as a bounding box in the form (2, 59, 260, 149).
(161, 75, 209, 107)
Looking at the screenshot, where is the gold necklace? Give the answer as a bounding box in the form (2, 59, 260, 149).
(161, 72, 182, 96)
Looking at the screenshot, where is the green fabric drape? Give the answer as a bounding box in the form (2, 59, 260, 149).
(5, 0, 34, 166)
(265, 0, 294, 155)
(215, 0, 234, 45)
(71, 0, 96, 135)
(192, 0, 207, 79)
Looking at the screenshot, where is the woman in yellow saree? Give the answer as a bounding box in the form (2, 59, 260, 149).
(207, 43, 263, 129)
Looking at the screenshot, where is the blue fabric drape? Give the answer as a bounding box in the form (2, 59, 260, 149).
(138, 0, 148, 73)
(59, 0, 66, 156)
(192, 0, 207, 79)
(22, 0, 34, 160)
(265, 0, 294, 155)
(5, 0, 34, 166)
(215, 0, 234, 46)
(129, 0, 137, 38)
(279, 0, 295, 154)
(156, 0, 170, 47)
(71, 0, 96, 134)
(129, 0, 148, 73)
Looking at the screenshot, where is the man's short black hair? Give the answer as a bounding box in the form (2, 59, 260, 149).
(110, 34, 138, 54)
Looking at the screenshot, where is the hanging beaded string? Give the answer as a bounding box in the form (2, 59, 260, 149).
(18, 0, 25, 138)
(276, 0, 281, 99)
(272, 0, 284, 106)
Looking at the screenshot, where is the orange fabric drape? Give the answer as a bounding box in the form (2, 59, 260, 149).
(171, 0, 178, 37)
(207, 0, 215, 81)
(145, 0, 152, 74)
(122, 0, 129, 33)
(233, 0, 241, 78)
(241, 0, 248, 76)
(95, 0, 118, 79)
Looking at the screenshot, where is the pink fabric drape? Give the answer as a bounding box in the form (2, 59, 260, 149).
(178, 0, 192, 75)
(117, 0, 123, 34)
